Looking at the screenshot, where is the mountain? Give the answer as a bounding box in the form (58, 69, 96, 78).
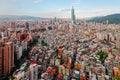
(0, 15, 49, 21)
(87, 14, 120, 24)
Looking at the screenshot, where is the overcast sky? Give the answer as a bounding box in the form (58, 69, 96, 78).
(0, 0, 120, 18)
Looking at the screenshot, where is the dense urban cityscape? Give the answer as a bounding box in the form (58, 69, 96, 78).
(0, 6, 120, 80)
(0, 0, 120, 79)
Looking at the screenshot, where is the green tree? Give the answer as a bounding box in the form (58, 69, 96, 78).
(96, 51, 108, 63)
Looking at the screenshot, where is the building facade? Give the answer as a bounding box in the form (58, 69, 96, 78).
(0, 41, 14, 76)
(71, 6, 76, 25)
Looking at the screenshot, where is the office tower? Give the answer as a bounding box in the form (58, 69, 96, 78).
(54, 17, 57, 22)
(25, 22, 29, 30)
(0, 41, 14, 76)
(71, 6, 76, 25)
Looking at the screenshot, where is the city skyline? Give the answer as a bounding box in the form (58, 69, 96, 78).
(0, 1, 120, 79)
(0, 0, 120, 18)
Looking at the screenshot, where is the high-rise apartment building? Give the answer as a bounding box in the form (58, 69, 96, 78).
(0, 41, 14, 76)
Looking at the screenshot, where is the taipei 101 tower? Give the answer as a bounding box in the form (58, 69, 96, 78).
(71, 6, 76, 25)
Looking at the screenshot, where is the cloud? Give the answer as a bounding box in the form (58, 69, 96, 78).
(73, 0, 81, 6)
(34, 0, 43, 3)
(58, 8, 71, 12)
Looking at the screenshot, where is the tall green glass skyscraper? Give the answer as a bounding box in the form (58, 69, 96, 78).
(71, 6, 76, 25)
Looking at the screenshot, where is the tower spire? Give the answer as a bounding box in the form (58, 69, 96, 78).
(71, 6, 76, 25)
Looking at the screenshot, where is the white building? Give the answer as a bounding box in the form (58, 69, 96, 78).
(15, 44, 23, 60)
(13, 63, 39, 80)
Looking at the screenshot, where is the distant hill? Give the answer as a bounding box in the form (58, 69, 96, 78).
(88, 14, 120, 24)
(0, 15, 49, 21)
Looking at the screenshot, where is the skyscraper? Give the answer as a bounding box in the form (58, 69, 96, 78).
(25, 22, 29, 30)
(71, 6, 76, 25)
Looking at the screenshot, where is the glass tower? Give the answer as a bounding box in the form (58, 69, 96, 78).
(71, 6, 76, 25)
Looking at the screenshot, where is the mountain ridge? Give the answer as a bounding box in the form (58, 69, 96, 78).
(0, 15, 49, 21)
(87, 14, 120, 24)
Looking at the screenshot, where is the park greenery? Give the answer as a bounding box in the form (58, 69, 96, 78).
(95, 51, 108, 63)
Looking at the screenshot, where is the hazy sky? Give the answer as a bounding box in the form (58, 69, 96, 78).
(0, 0, 120, 18)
